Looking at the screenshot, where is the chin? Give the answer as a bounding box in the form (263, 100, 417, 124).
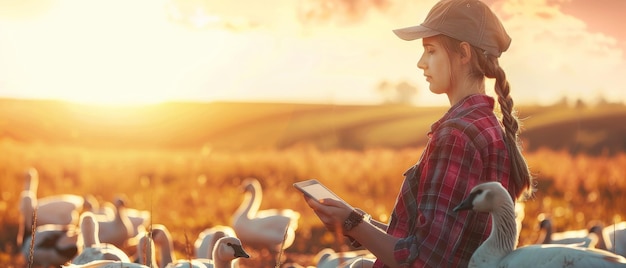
(429, 87, 446, 95)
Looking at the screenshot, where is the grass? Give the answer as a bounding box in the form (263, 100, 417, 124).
(2, 99, 626, 266)
(2, 141, 625, 267)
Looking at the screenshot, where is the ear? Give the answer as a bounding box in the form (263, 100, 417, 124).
(459, 41, 472, 64)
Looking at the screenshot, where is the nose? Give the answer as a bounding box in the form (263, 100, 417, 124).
(417, 54, 426, 70)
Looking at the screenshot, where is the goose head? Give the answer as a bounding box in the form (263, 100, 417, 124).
(113, 196, 127, 208)
(83, 194, 100, 212)
(151, 224, 176, 265)
(539, 218, 551, 229)
(213, 236, 250, 260)
(194, 227, 236, 259)
(24, 167, 39, 192)
(240, 178, 260, 194)
(453, 181, 513, 213)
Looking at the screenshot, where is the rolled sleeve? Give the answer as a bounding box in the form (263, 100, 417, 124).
(394, 235, 418, 266)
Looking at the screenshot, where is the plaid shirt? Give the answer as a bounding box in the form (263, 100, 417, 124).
(373, 95, 519, 268)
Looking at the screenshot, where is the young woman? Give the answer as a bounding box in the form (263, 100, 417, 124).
(302, 0, 535, 267)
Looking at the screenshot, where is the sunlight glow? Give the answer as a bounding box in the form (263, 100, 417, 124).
(0, 0, 240, 106)
(0, 0, 624, 106)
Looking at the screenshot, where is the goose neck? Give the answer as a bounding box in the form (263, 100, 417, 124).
(212, 257, 231, 268)
(81, 217, 99, 247)
(155, 229, 176, 268)
(235, 186, 260, 220)
(485, 203, 518, 254)
(137, 236, 158, 267)
(539, 220, 552, 244)
(114, 204, 134, 238)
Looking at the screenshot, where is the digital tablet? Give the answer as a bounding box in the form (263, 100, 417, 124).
(293, 179, 352, 208)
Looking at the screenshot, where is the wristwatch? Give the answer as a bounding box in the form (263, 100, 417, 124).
(345, 209, 371, 248)
(343, 210, 365, 232)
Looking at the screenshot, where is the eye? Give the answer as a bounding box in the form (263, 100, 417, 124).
(227, 242, 233, 246)
(475, 189, 483, 195)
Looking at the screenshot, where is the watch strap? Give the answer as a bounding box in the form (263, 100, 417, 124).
(343, 210, 364, 232)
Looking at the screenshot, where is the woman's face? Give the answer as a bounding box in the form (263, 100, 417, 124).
(417, 36, 452, 95)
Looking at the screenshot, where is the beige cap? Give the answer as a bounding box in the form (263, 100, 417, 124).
(393, 0, 511, 57)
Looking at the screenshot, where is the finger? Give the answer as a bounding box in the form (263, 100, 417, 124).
(318, 198, 350, 209)
(305, 197, 323, 209)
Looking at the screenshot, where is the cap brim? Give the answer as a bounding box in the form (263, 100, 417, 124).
(392, 25, 440, 41)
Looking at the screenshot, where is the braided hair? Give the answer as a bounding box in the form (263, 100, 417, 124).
(438, 35, 536, 200)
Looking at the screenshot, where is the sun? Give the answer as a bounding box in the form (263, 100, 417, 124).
(1, 0, 241, 107)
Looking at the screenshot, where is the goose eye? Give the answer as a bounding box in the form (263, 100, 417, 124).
(475, 189, 483, 195)
(227, 242, 233, 246)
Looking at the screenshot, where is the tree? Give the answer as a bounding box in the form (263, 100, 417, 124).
(375, 80, 418, 105)
(376, 80, 394, 104)
(394, 81, 417, 105)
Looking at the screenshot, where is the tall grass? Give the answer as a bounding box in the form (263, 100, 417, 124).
(1, 139, 625, 266)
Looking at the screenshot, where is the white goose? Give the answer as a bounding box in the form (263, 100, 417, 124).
(314, 247, 374, 268)
(84, 195, 114, 218)
(150, 224, 250, 268)
(194, 225, 237, 259)
(231, 178, 300, 253)
(21, 224, 81, 267)
(63, 260, 150, 268)
(95, 197, 135, 249)
(18, 167, 85, 247)
(85, 195, 151, 239)
(71, 212, 131, 264)
(453, 181, 626, 268)
(536, 217, 601, 247)
(347, 257, 375, 268)
(84, 195, 151, 260)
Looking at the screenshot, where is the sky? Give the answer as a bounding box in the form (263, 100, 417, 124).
(0, 0, 624, 106)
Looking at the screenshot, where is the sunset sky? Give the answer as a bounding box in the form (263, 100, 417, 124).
(0, 0, 624, 106)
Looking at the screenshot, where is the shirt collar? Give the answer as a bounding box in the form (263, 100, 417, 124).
(428, 94, 495, 137)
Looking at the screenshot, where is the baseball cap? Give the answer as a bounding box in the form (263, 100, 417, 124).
(393, 0, 511, 57)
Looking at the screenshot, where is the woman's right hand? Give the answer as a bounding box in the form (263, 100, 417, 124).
(304, 195, 353, 233)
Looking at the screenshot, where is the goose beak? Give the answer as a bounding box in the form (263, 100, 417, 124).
(238, 182, 248, 193)
(228, 243, 250, 258)
(453, 197, 474, 212)
(453, 190, 482, 212)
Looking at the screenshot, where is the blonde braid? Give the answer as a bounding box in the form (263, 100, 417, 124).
(439, 35, 536, 199)
(484, 55, 535, 200)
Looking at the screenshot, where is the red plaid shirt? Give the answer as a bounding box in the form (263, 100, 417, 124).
(373, 95, 519, 268)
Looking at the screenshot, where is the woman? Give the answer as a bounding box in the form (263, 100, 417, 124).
(302, 0, 535, 267)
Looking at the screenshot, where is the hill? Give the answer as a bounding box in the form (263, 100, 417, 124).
(1, 98, 625, 154)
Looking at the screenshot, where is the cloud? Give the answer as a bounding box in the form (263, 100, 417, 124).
(295, 0, 393, 26)
(490, 0, 625, 105)
(0, 0, 623, 106)
(187, 0, 626, 106)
